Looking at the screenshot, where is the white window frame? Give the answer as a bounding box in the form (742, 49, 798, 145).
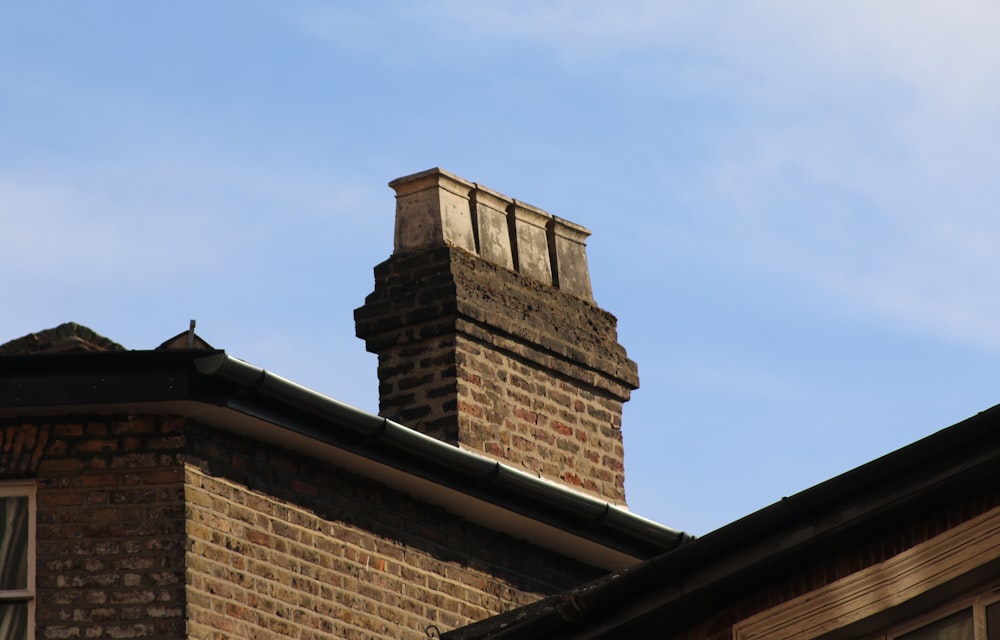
(0, 482, 35, 640)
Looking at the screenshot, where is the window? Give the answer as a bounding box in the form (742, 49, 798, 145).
(0, 484, 33, 640)
(732, 506, 1000, 640)
(881, 592, 1000, 640)
(897, 608, 973, 640)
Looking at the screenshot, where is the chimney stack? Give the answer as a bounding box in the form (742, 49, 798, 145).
(355, 168, 639, 504)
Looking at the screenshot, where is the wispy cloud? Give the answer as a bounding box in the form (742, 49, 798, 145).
(0, 149, 388, 288)
(655, 354, 802, 401)
(584, 2, 1000, 353)
(292, 1, 1000, 97)
(806, 2, 1000, 114)
(24, 1, 1000, 357)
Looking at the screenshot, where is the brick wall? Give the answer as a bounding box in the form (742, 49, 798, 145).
(357, 246, 637, 504)
(2, 414, 601, 639)
(453, 334, 627, 498)
(13, 415, 188, 640)
(183, 423, 602, 640)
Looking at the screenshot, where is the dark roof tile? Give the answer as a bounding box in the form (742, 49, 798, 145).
(0, 322, 125, 356)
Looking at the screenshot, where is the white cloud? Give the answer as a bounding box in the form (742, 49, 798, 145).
(0, 150, 387, 288)
(656, 354, 801, 401)
(805, 2, 1000, 115)
(20, 1, 997, 357)
(623, 4, 1000, 353)
(294, 1, 1000, 108)
(292, 0, 707, 64)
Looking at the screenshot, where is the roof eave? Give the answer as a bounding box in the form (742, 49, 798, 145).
(0, 349, 691, 570)
(446, 403, 1000, 639)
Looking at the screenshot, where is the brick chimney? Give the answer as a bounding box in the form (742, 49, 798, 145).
(355, 168, 639, 504)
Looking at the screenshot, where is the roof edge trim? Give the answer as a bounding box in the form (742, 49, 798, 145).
(193, 352, 692, 557)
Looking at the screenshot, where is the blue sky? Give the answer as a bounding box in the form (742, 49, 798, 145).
(4, 2, 1000, 535)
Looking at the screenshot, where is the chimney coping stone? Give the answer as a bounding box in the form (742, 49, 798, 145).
(389, 169, 595, 300)
(550, 215, 592, 242)
(471, 184, 515, 271)
(509, 199, 552, 227)
(390, 168, 477, 254)
(471, 182, 513, 207)
(509, 200, 553, 285)
(548, 216, 593, 300)
(388, 167, 473, 195)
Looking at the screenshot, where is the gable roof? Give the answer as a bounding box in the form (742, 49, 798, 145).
(155, 329, 215, 351)
(444, 403, 1000, 639)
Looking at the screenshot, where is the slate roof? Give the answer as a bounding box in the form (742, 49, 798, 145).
(0, 322, 125, 355)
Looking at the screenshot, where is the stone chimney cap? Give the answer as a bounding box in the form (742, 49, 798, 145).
(551, 215, 592, 240)
(387, 168, 596, 300)
(388, 167, 473, 195)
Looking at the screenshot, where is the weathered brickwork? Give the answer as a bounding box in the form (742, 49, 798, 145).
(11, 415, 188, 640)
(183, 424, 601, 640)
(356, 246, 638, 503)
(0, 414, 601, 639)
(453, 335, 627, 498)
(664, 492, 1000, 640)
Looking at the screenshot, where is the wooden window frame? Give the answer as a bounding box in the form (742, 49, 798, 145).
(0, 482, 35, 640)
(881, 589, 1000, 639)
(734, 506, 1000, 640)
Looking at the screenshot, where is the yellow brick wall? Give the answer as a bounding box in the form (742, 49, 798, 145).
(183, 424, 600, 639)
(8, 412, 600, 639)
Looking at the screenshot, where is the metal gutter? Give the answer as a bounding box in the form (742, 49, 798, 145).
(192, 352, 691, 560)
(0, 348, 690, 564)
(444, 403, 1000, 639)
